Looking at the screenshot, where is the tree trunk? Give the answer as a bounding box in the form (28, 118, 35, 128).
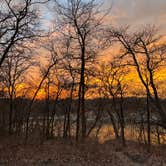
(81, 47, 86, 139)
(147, 92, 151, 151)
(119, 91, 126, 146)
(9, 94, 13, 134)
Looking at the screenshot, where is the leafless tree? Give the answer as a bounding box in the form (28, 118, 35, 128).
(107, 25, 166, 129)
(1, 45, 33, 134)
(55, 0, 109, 140)
(25, 57, 58, 142)
(95, 60, 128, 146)
(0, 0, 50, 67)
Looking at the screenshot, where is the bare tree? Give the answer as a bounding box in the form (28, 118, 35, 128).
(95, 60, 128, 146)
(55, 0, 109, 140)
(107, 25, 166, 129)
(0, 0, 49, 67)
(25, 59, 57, 142)
(1, 45, 32, 134)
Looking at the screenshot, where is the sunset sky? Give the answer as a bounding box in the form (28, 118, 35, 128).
(42, 0, 166, 34)
(33, 0, 166, 99)
(107, 0, 166, 33)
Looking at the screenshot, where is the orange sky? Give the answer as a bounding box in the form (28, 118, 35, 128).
(6, 0, 166, 100)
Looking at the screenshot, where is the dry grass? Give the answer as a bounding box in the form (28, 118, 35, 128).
(0, 136, 166, 166)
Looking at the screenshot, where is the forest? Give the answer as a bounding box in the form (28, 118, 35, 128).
(0, 0, 166, 165)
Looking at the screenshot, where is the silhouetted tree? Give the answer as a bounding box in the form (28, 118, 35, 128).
(107, 25, 166, 129)
(0, 0, 49, 67)
(1, 46, 32, 134)
(95, 60, 128, 146)
(55, 0, 109, 140)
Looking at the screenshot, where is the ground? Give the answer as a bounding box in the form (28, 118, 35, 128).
(0, 137, 166, 166)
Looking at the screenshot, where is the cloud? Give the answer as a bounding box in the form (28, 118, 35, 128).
(106, 0, 166, 33)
